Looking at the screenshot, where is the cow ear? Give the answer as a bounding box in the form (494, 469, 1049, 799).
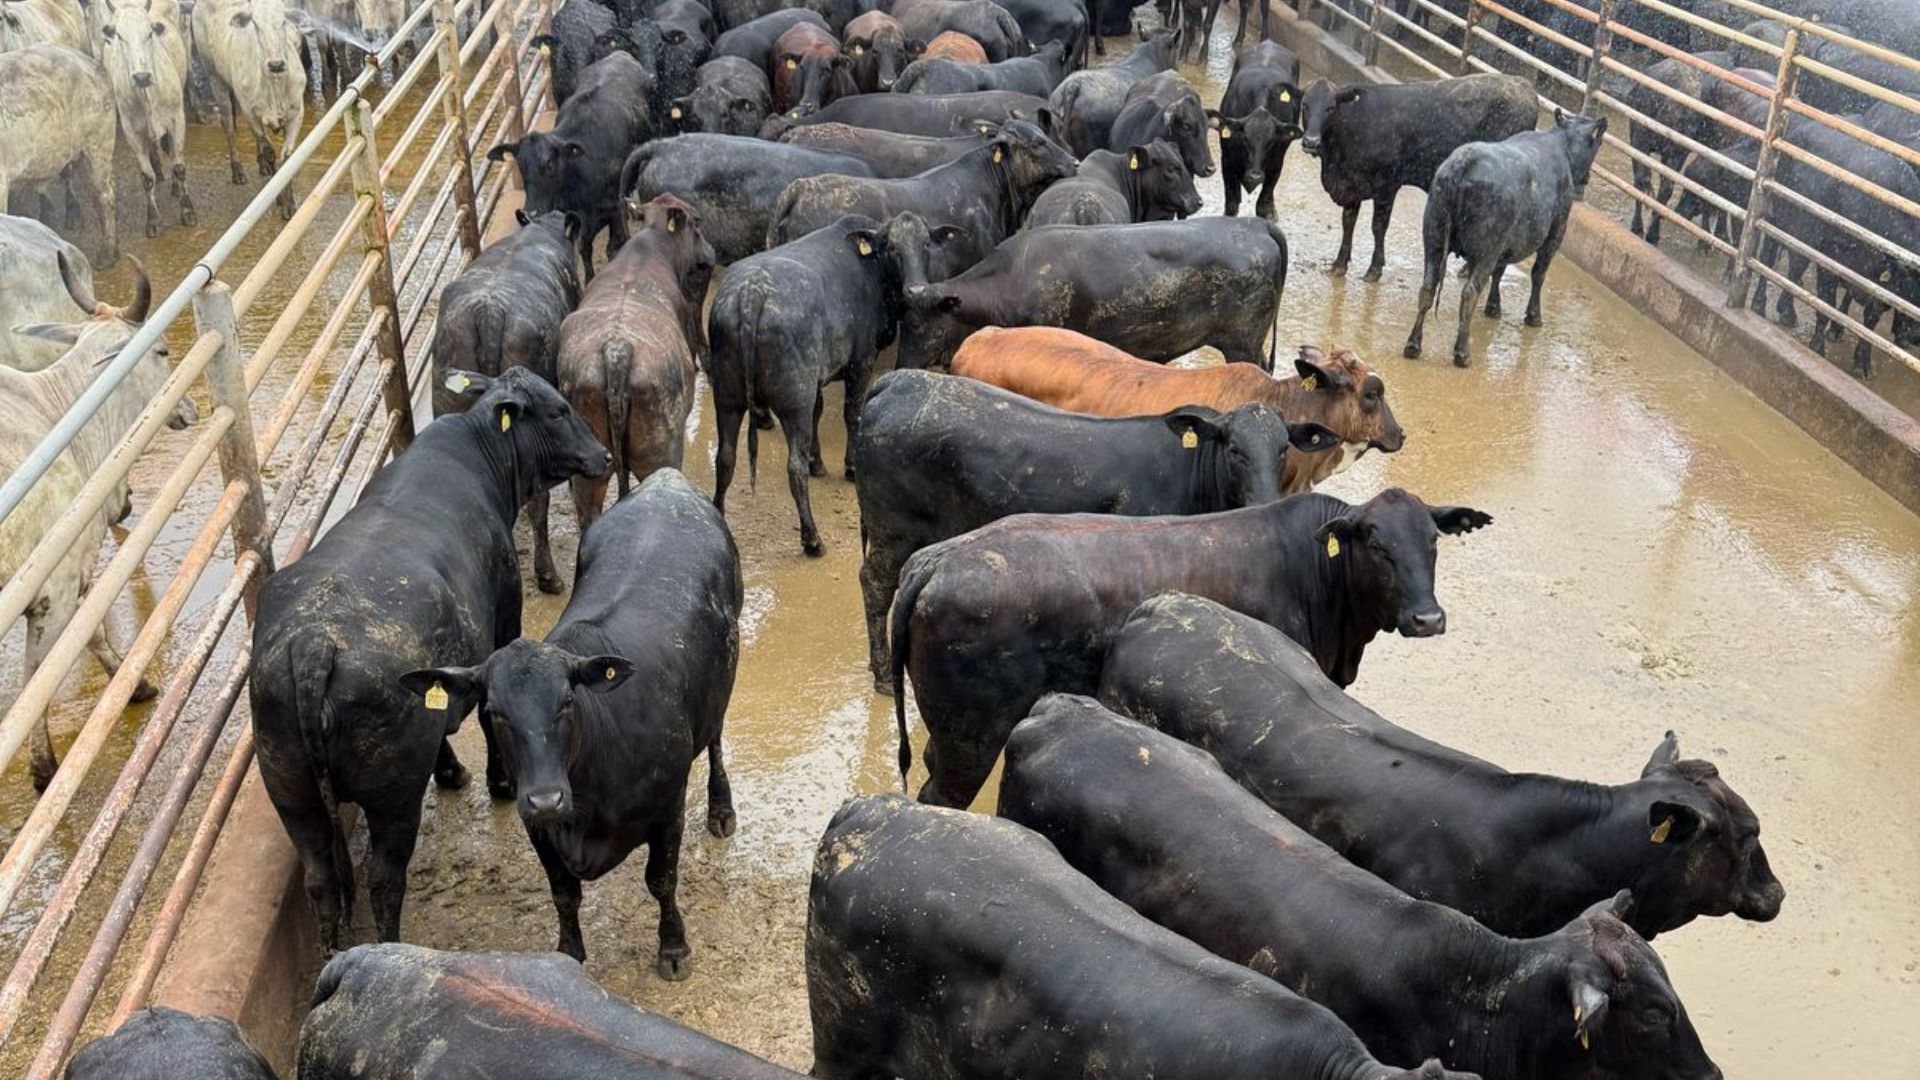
(1164, 406, 1225, 449)
(1334, 86, 1363, 105)
(1315, 515, 1358, 559)
(1564, 962, 1611, 1052)
(569, 654, 634, 693)
(1647, 800, 1707, 845)
(1641, 729, 1682, 777)
(400, 667, 483, 734)
(441, 368, 491, 399)
(906, 37, 925, 56)
(1128, 145, 1147, 171)
(515, 208, 531, 227)
(1034, 106, 1059, 137)
(1429, 505, 1493, 535)
(1554, 105, 1568, 126)
(1294, 350, 1345, 390)
(847, 228, 881, 258)
(563, 211, 584, 242)
(1286, 421, 1339, 454)
(664, 204, 689, 234)
(486, 141, 518, 162)
(1591, 115, 1609, 140)
(12, 323, 85, 345)
(1205, 108, 1222, 130)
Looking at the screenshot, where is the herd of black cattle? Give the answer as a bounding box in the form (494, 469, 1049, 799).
(54, 0, 1830, 1075)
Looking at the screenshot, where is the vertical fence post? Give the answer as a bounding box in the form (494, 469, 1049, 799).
(1298, 0, 1314, 30)
(500, 0, 531, 145)
(433, 0, 486, 259)
(1459, 0, 1481, 74)
(1365, 0, 1387, 66)
(1581, 0, 1618, 113)
(345, 97, 419, 452)
(192, 282, 273, 617)
(1728, 22, 1803, 309)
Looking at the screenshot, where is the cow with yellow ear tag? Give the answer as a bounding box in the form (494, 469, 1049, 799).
(1027, 137, 1202, 226)
(1213, 41, 1306, 221)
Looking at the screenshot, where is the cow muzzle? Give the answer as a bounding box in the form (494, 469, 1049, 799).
(1401, 609, 1446, 637)
(132, 71, 154, 88)
(1736, 878, 1785, 921)
(523, 787, 569, 822)
(266, 59, 287, 73)
(1301, 136, 1322, 156)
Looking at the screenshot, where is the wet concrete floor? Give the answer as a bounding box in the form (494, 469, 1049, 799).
(5, 12, 1919, 1077)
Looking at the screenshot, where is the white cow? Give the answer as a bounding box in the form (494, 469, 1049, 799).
(0, 213, 94, 372)
(193, 0, 306, 218)
(97, 0, 196, 237)
(1, 256, 197, 791)
(0, 0, 86, 53)
(0, 45, 117, 259)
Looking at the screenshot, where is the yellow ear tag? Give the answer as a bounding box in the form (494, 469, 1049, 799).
(1579, 1030, 1590, 1051)
(851, 44, 863, 54)
(1219, 126, 1231, 140)
(785, 57, 798, 69)
(538, 42, 551, 56)
(499, 410, 512, 432)
(857, 237, 873, 256)
(1880, 269, 1893, 283)
(992, 146, 1004, 163)
(1650, 816, 1673, 844)
(1180, 429, 1198, 449)
(424, 682, 449, 710)
(670, 105, 682, 118)
(1301, 374, 1317, 391)
(605, 666, 617, 681)
(1326, 534, 1340, 559)
(1129, 154, 1141, 170)
(1279, 89, 1291, 103)
(667, 216, 679, 233)
(447, 372, 470, 393)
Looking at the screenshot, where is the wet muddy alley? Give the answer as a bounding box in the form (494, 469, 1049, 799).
(7, 9, 1920, 1076)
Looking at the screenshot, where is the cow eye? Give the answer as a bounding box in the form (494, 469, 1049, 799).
(102, 24, 117, 37)
(1639, 1006, 1671, 1028)
(153, 21, 166, 34)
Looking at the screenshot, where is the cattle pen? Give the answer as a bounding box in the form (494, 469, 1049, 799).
(0, 0, 1916, 1077)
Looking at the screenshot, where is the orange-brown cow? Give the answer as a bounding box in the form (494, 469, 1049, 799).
(923, 30, 988, 63)
(951, 326, 1405, 490)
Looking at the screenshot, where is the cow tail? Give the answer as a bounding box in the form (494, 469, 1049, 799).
(1266, 219, 1289, 374)
(619, 143, 654, 202)
(1424, 194, 1451, 314)
(889, 553, 936, 791)
(478, 300, 506, 378)
(287, 629, 341, 823)
(602, 340, 633, 499)
(738, 276, 776, 491)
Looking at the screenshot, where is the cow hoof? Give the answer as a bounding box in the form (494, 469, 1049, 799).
(1453, 352, 1472, 368)
(30, 762, 56, 794)
(181, 207, 198, 227)
(808, 460, 828, 479)
(802, 537, 826, 558)
(1329, 261, 1349, 277)
(1403, 343, 1421, 359)
(873, 677, 895, 697)
(1525, 313, 1543, 328)
(535, 569, 564, 595)
(130, 678, 160, 704)
(656, 950, 691, 981)
(145, 221, 161, 239)
(707, 805, 736, 838)
(487, 777, 515, 800)
(435, 762, 471, 790)
(230, 167, 247, 185)
(1363, 267, 1383, 283)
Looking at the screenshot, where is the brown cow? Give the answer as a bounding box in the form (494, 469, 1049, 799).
(923, 30, 987, 63)
(951, 326, 1405, 490)
(771, 21, 854, 117)
(557, 194, 716, 533)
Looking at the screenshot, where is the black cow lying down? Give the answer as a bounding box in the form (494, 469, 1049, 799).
(1000, 695, 1726, 1080)
(300, 944, 805, 1079)
(807, 795, 1478, 1080)
(891, 488, 1491, 807)
(66, 1008, 276, 1080)
(402, 469, 741, 981)
(899, 217, 1290, 370)
(853, 368, 1337, 694)
(1100, 593, 1786, 940)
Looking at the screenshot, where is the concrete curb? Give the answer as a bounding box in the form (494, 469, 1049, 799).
(1255, 2, 1920, 515)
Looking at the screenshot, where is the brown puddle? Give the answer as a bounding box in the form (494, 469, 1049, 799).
(6, 16, 1918, 1078)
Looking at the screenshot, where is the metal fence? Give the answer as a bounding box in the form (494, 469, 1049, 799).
(1299, 0, 1920, 377)
(0, 0, 551, 1070)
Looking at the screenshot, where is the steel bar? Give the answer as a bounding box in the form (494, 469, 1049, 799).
(1580, 0, 1617, 114)
(243, 196, 374, 392)
(347, 97, 420, 453)
(436, 0, 487, 260)
(1758, 179, 1920, 316)
(1781, 96, 1920, 172)
(1591, 161, 1740, 256)
(194, 283, 273, 616)
(1629, 0, 1782, 58)
(373, 27, 451, 125)
(258, 255, 384, 461)
(1364, 0, 1386, 66)
(1466, 21, 1586, 93)
(229, 149, 358, 321)
(1729, 21, 1801, 307)
(1744, 242, 1920, 378)
(379, 73, 455, 176)
(1459, 0, 1483, 73)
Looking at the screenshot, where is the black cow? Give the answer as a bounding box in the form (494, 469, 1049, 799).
(1025, 139, 1200, 225)
(429, 209, 584, 594)
(779, 122, 991, 175)
(895, 39, 1069, 95)
(843, 11, 920, 92)
(999, 694, 1726, 1080)
(1099, 592, 1786, 939)
(1405, 109, 1607, 367)
(301, 944, 805, 1079)
(401, 469, 739, 979)
(1624, 51, 1734, 246)
(808, 795, 1476, 1080)
(770, 118, 1077, 261)
(673, 55, 770, 135)
(487, 52, 653, 279)
(899, 217, 1289, 371)
(708, 213, 969, 555)
(1298, 73, 1536, 281)
(66, 1008, 276, 1080)
(853, 368, 1335, 692)
(251, 369, 611, 950)
(889, 487, 1491, 806)
(1107, 69, 1213, 177)
(533, 0, 616, 104)
(710, 8, 829, 69)
(771, 19, 856, 118)
(994, 0, 1088, 66)
(619, 134, 879, 263)
(769, 89, 1053, 137)
(1212, 41, 1302, 220)
(589, 18, 668, 129)
(890, 0, 1027, 61)
(1049, 28, 1175, 155)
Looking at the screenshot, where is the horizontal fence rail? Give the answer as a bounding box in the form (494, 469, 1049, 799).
(0, 0, 552, 1070)
(1305, 0, 1920, 379)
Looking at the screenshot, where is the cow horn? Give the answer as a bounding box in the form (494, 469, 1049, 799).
(122, 256, 152, 323)
(57, 251, 102, 316)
